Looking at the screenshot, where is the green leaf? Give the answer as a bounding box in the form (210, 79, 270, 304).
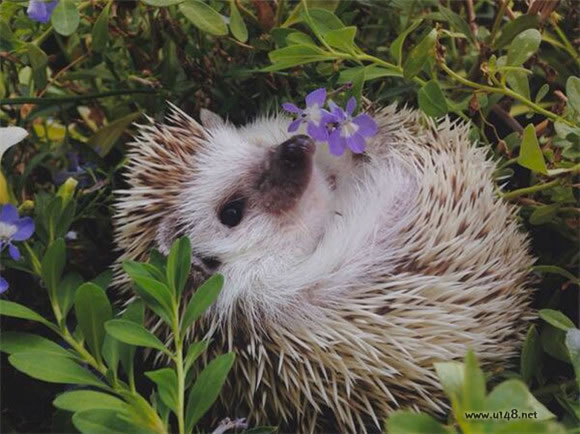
(438, 6, 472, 42)
(185, 352, 235, 432)
(88, 112, 142, 157)
(541, 324, 570, 363)
(532, 265, 580, 284)
(565, 329, 580, 390)
(27, 43, 48, 88)
(486, 379, 555, 420)
(520, 325, 542, 384)
(285, 31, 315, 46)
(301, 8, 344, 36)
(538, 309, 575, 331)
(418, 80, 448, 117)
(338, 65, 402, 84)
(506, 29, 541, 66)
(517, 124, 548, 175)
(145, 368, 178, 413)
(434, 361, 464, 403)
(118, 300, 145, 386)
(387, 411, 452, 434)
(54, 390, 128, 413)
(92, 1, 111, 53)
(566, 76, 580, 114)
(9, 352, 104, 387)
(492, 14, 539, 50)
(74, 283, 113, 363)
(184, 340, 209, 374)
(57, 272, 83, 319)
(0, 300, 53, 327)
(323, 26, 357, 52)
(269, 44, 329, 63)
(41, 238, 66, 294)
(529, 204, 560, 225)
(181, 274, 224, 331)
(507, 70, 530, 100)
(51, 0, 80, 36)
(105, 319, 169, 355)
(179, 0, 228, 36)
(229, 0, 248, 43)
(142, 0, 184, 5)
(463, 350, 485, 411)
(535, 83, 550, 103)
(390, 19, 422, 65)
(166, 236, 192, 296)
(132, 274, 174, 323)
(72, 409, 149, 434)
(0, 332, 73, 358)
(403, 28, 437, 79)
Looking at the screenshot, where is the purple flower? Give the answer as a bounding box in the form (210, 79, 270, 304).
(53, 152, 97, 188)
(27, 0, 58, 24)
(0, 204, 35, 293)
(282, 88, 333, 141)
(326, 97, 378, 156)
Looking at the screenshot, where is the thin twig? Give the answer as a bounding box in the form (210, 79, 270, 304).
(465, 0, 480, 50)
(492, 105, 524, 133)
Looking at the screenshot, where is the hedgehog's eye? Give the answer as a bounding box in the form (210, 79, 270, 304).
(218, 198, 246, 227)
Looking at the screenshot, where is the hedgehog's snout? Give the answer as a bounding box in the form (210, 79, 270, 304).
(256, 135, 315, 214)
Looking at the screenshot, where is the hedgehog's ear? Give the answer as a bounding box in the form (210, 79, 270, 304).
(200, 108, 226, 130)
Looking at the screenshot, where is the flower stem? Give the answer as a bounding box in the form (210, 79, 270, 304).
(502, 179, 561, 200)
(438, 62, 576, 127)
(172, 303, 186, 434)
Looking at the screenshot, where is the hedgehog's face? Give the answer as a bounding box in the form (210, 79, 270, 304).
(165, 112, 341, 316)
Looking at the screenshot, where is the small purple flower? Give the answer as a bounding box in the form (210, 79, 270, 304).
(326, 97, 378, 156)
(27, 0, 59, 24)
(282, 88, 333, 141)
(53, 152, 97, 188)
(0, 204, 35, 294)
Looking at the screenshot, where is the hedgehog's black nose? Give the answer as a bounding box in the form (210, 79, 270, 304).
(278, 135, 315, 168)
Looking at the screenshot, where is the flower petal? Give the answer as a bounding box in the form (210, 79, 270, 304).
(346, 97, 357, 116)
(282, 103, 302, 114)
(9, 244, 20, 261)
(307, 122, 329, 142)
(0, 276, 8, 294)
(0, 204, 19, 224)
(27, 0, 56, 24)
(346, 133, 366, 154)
(327, 100, 345, 120)
(305, 88, 326, 107)
(353, 114, 378, 137)
(12, 217, 35, 241)
(328, 129, 346, 156)
(288, 119, 302, 133)
(0, 127, 28, 161)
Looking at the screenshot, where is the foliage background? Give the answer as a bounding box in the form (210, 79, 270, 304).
(0, 0, 578, 432)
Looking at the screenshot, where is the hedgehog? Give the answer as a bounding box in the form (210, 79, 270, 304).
(113, 103, 535, 433)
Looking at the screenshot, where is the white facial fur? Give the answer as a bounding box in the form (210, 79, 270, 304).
(163, 113, 415, 324)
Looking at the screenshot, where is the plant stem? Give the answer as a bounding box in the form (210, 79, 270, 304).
(489, 0, 508, 46)
(438, 62, 575, 127)
(552, 22, 580, 68)
(172, 304, 186, 434)
(0, 88, 158, 105)
(502, 179, 561, 200)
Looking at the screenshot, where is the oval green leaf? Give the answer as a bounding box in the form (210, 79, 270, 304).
(166, 236, 192, 296)
(566, 76, 580, 114)
(181, 274, 224, 332)
(0, 332, 74, 358)
(179, 0, 228, 36)
(418, 80, 448, 117)
(185, 352, 235, 432)
(229, 1, 248, 42)
(538, 309, 575, 331)
(105, 319, 169, 354)
(9, 352, 104, 387)
(74, 282, 113, 363)
(0, 300, 53, 327)
(51, 0, 80, 37)
(507, 29, 541, 66)
(54, 390, 128, 413)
